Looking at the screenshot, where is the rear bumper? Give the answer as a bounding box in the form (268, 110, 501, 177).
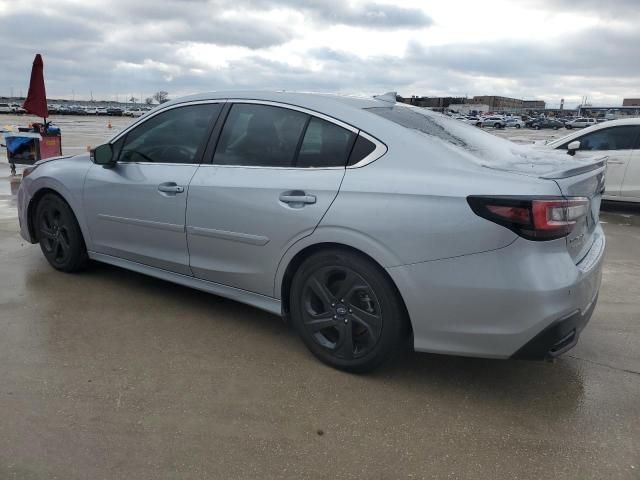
(511, 292, 598, 359)
(387, 226, 605, 359)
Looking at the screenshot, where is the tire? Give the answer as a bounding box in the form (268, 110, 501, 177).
(290, 249, 407, 373)
(35, 193, 89, 272)
(515, 124, 521, 129)
(554, 126, 559, 130)
(566, 125, 573, 129)
(535, 125, 541, 130)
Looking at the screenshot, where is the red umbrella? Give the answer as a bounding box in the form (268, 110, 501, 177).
(23, 54, 48, 120)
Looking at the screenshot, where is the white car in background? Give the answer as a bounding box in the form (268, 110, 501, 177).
(462, 116, 483, 126)
(481, 116, 506, 128)
(0, 103, 12, 113)
(566, 118, 597, 129)
(505, 118, 524, 129)
(547, 118, 640, 203)
(85, 106, 99, 115)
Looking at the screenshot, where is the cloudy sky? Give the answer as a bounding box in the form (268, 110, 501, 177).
(0, 0, 638, 107)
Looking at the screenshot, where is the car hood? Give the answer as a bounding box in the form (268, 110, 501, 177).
(34, 153, 89, 167)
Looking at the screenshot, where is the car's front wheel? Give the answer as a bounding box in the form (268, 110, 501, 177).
(290, 249, 407, 373)
(515, 124, 521, 129)
(35, 193, 89, 272)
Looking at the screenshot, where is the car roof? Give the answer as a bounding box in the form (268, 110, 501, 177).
(148, 90, 399, 135)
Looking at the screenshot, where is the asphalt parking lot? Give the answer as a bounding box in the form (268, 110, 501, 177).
(1, 116, 639, 479)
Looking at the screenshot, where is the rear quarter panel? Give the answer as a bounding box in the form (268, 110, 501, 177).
(315, 131, 560, 267)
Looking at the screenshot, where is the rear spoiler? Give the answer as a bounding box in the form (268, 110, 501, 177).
(539, 156, 607, 179)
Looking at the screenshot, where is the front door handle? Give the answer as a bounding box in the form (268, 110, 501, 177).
(279, 191, 316, 207)
(158, 182, 185, 194)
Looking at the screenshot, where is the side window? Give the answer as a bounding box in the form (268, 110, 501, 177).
(347, 135, 377, 166)
(213, 104, 308, 167)
(296, 117, 355, 167)
(119, 103, 221, 164)
(571, 126, 640, 151)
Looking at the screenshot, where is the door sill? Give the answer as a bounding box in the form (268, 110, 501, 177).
(88, 251, 282, 316)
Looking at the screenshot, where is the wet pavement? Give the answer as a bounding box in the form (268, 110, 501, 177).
(0, 118, 639, 479)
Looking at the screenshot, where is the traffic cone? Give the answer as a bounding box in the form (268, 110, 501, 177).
(107, 120, 112, 129)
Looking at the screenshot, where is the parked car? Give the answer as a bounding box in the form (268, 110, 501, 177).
(17, 91, 605, 372)
(566, 118, 597, 129)
(85, 106, 99, 115)
(125, 108, 145, 118)
(547, 118, 640, 203)
(97, 107, 108, 115)
(481, 116, 505, 128)
(463, 116, 483, 127)
(530, 118, 564, 130)
(107, 107, 123, 116)
(0, 103, 12, 113)
(504, 118, 524, 128)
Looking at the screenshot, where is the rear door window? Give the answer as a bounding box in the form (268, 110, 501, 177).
(296, 117, 355, 167)
(213, 104, 308, 167)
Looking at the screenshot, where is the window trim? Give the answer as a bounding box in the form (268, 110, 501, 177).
(204, 99, 387, 170)
(108, 100, 224, 166)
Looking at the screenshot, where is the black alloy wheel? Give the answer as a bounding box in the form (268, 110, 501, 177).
(290, 249, 407, 372)
(35, 194, 89, 272)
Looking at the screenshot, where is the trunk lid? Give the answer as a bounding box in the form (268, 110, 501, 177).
(541, 160, 606, 263)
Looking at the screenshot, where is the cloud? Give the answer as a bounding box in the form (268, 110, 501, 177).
(247, 0, 433, 29)
(0, 0, 637, 108)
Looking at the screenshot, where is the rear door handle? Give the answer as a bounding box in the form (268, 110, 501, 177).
(279, 191, 316, 206)
(158, 182, 184, 194)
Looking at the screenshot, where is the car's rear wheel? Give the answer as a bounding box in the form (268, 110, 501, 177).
(515, 124, 521, 129)
(290, 249, 407, 373)
(35, 193, 89, 272)
(535, 125, 541, 130)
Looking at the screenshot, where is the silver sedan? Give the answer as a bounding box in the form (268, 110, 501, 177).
(17, 91, 605, 372)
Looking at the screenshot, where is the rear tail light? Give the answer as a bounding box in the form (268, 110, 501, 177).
(467, 196, 589, 241)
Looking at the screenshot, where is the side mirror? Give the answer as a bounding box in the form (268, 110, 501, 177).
(567, 140, 580, 156)
(90, 143, 115, 168)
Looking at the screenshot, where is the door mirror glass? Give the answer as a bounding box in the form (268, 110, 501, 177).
(91, 143, 115, 166)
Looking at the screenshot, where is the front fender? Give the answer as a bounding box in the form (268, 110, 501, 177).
(23, 156, 93, 250)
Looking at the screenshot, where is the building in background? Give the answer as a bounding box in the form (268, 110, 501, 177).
(398, 96, 467, 109)
(447, 103, 490, 115)
(623, 98, 640, 106)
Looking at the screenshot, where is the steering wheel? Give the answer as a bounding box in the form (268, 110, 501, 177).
(147, 145, 194, 163)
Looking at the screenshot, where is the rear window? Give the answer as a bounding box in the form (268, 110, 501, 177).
(366, 106, 466, 147)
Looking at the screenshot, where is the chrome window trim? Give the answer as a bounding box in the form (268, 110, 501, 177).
(109, 99, 227, 144)
(348, 131, 387, 169)
(109, 97, 388, 170)
(211, 99, 387, 169)
(226, 99, 358, 134)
